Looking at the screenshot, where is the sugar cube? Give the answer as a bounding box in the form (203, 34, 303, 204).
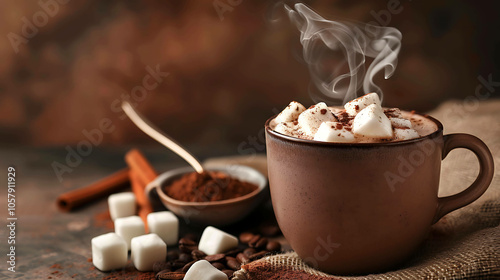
(108, 192, 136, 221)
(114, 215, 145, 250)
(147, 211, 179, 246)
(184, 260, 228, 280)
(131, 233, 167, 271)
(91, 232, 127, 271)
(198, 226, 238, 255)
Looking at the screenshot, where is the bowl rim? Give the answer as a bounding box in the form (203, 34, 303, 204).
(148, 164, 268, 207)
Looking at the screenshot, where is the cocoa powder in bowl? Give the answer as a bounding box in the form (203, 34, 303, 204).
(163, 171, 258, 202)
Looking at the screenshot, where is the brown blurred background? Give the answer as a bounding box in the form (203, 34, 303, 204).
(0, 0, 499, 149)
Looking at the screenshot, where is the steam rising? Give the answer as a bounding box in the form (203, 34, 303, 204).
(285, 3, 402, 105)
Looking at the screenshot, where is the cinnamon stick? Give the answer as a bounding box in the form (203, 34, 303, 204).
(125, 149, 158, 187)
(56, 168, 130, 212)
(130, 169, 153, 230)
(125, 149, 157, 228)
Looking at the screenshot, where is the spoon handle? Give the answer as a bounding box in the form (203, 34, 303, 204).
(121, 101, 204, 174)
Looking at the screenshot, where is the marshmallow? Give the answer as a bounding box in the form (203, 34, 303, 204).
(131, 233, 167, 271)
(274, 122, 296, 136)
(394, 128, 420, 140)
(91, 233, 127, 271)
(108, 192, 136, 221)
(313, 122, 355, 143)
(147, 211, 179, 246)
(344, 93, 381, 115)
(298, 102, 336, 136)
(390, 117, 412, 128)
(352, 104, 393, 138)
(198, 226, 238, 255)
(114, 216, 145, 250)
(184, 260, 228, 280)
(275, 101, 306, 123)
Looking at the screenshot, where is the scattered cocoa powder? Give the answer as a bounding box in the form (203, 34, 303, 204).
(164, 171, 258, 202)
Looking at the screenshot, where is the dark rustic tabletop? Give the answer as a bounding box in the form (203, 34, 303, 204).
(0, 146, 282, 279)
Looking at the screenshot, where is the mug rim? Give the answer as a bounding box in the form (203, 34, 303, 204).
(265, 111, 444, 147)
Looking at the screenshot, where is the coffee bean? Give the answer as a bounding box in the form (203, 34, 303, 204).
(181, 260, 196, 273)
(166, 251, 179, 261)
(153, 261, 172, 273)
(243, 248, 256, 257)
(255, 237, 268, 249)
(156, 270, 185, 280)
(226, 256, 241, 270)
(221, 269, 234, 278)
(259, 224, 281, 237)
(178, 237, 196, 246)
(179, 244, 197, 254)
(171, 260, 187, 270)
(205, 253, 225, 262)
(239, 232, 255, 243)
(248, 234, 262, 248)
(178, 253, 192, 263)
(191, 249, 207, 260)
(223, 247, 243, 257)
(266, 241, 281, 252)
(249, 250, 268, 260)
(236, 253, 249, 264)
(211, 262, 226, 270)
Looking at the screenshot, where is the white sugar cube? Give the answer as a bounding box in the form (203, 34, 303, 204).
(108, 192, 136, 221)
(314, 122, 355, 143)
(390, 117, 412, 128)
(147, 211, 179, 246)
(344, 92, 381, 116)
(114, 216, 145, 250)
(184, 260, 228, 280)
(91, 232, 127, 271)
(298, 102, 336, 136)
(198, 226, 238, 255)
(394, 128, 420, 140)
(131, 233, 167, 271)
(352, 104, 393, 139)
(275, 101, 306, 123)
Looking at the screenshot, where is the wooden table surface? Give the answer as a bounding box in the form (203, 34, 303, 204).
(0, 146, 281, 279)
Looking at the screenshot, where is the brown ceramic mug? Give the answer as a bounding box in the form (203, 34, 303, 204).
(265, 113, 494, 275)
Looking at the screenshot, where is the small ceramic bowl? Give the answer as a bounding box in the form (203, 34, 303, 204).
(145, 164, 268, 226)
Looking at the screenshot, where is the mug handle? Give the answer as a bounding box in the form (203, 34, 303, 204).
(432, 134, 495, 224)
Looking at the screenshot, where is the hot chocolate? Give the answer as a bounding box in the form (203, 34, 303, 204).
(270, 93, 437, 143)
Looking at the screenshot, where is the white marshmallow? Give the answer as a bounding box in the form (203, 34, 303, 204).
(313, 122, 355, 143)
(274, 122, 295, 136)
(344, 93, 381, 115)
(92, 232, 127, 271)
(114, 216, 145, 250)
(131, 233, 167, 271)
(275, 101, 306, 123)
(184, 260, 228, 280)
(198, 226, 238, 255)
(298, 102, 336, 136)
(390, 117, 412, 128)
(108, 192, 136, 221)
(147, 211, 179, 246)
(394, 128, 420, 140)
(353, 104, 393, 138)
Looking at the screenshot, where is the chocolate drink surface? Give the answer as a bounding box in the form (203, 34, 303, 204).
(270, 94, 438, 143)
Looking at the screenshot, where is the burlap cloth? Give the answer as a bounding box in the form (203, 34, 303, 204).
(227, 100, 500, 279)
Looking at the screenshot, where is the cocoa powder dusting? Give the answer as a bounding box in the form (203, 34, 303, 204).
(164, 171, 258, 202)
